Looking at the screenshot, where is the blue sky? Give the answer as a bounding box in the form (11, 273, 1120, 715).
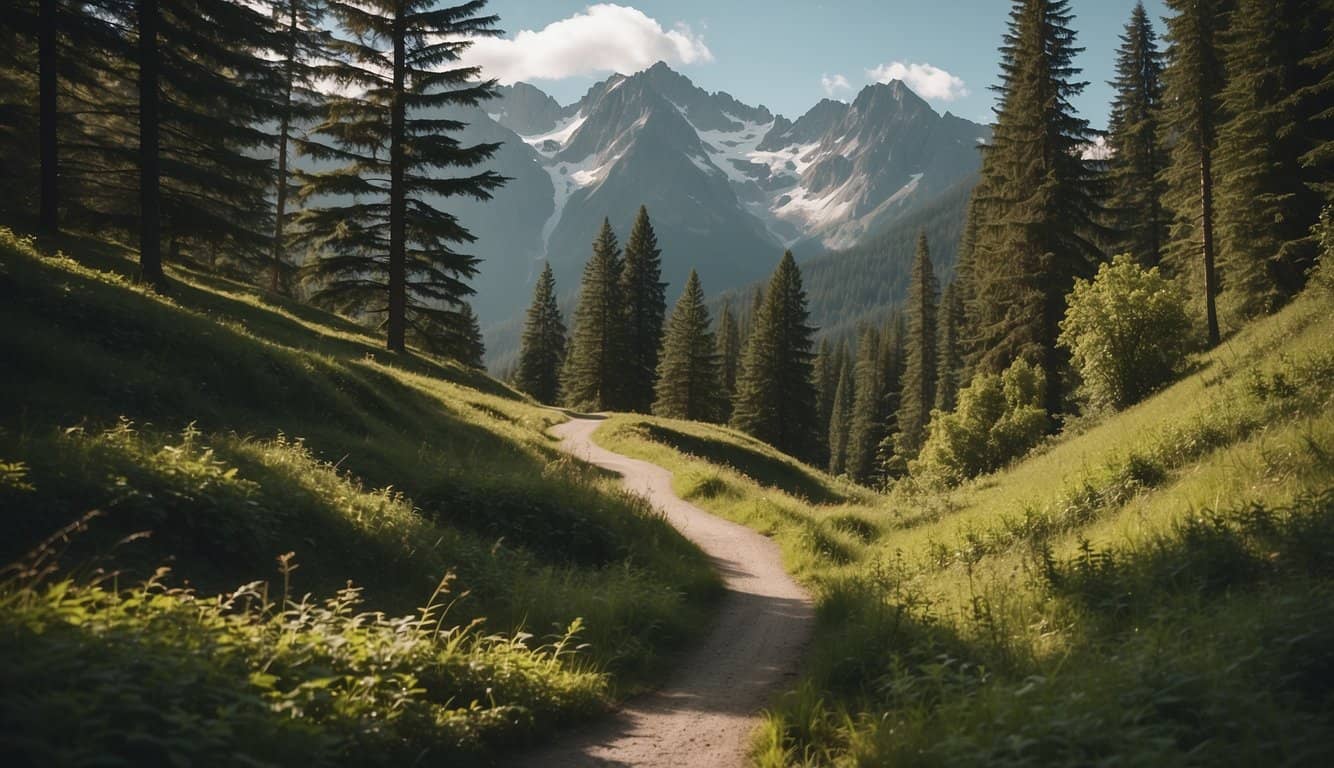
(467, 1, 1170, 129)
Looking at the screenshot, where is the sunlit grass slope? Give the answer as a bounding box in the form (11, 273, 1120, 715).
(598, 283, 1334, 767)
(0, 229, 718, 766)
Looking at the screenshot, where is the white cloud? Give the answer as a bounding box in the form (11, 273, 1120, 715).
(461, 4, 713, 85)
(821, 73, 851, 97)
(865, 61, 969, 102)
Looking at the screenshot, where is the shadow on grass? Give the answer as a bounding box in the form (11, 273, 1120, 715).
(637, 423, 844, 505)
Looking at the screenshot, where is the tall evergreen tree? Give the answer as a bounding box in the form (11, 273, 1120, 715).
(295, 0, 505, 353)
(1300, 11, 1334, 200)
(653, 270, 724, 422)
(1216, 0, 1330, 314)
(1160, 0, 1229, 344)
(269, 0, 326, 294)
(844, 325, 884, 485)
(963, 0, 1104, 417)
(893, 232, 939, 462)
(874, 313, 908, 481)
(731, 251, 819, 461)
(149, 0, 291, 283)
(514, 262, 566, 404)
(137, 0, 162, 283)
(716, 301, 741, 416)
(935, 279, 965, 413)
(562, 219, 626, 410)
(454, 302, 485, 368)
(619, 205, 667, 413)
(827, 359, 854, 476)
(37, 0, 56, 234)
(1106, 2, 1169, 266)
(812, 337, 836, 463)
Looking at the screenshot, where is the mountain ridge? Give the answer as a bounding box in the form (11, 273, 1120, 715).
(465, 62, 988, 366)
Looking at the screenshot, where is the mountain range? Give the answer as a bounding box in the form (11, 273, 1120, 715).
(445, 62, 990, 367)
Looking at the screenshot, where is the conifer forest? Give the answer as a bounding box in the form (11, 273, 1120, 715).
(2, 1, 1333, 766)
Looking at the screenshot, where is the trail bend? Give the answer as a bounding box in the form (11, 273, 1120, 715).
(515, 415, 813, 768)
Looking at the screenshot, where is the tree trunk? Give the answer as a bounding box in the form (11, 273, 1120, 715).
(38, 0, 58, 235)
(271, 2, 297, 295)
(385, 0, 407, 352)
(137, 0, 163, 285)
(1200, 122, 1220, 345)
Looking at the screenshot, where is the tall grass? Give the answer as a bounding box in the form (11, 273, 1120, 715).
(597, 283, 1334, 766)
(0, 228, 720, 762)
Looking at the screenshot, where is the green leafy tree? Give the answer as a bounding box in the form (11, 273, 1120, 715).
(716, 301, 741, 418)
(1059, 254, 1192, 410)
(893, 231, 939, 463)
(1106, 2, 1169, 267)
(1216, 0, 1330, 316)
(1160, 0, 1229, 344)
(562, 219, 625, 411)
(827, 358, 854, 476)
(295, 0, 505, 353)
(731, 251, 819, 461)
(912, 359, 1049, 487)
(514, 262, 566, 404)
(620, 205, 667, 412)
(963, 0, 1105, 418)
(653, 270, 724, 422)
(935, 279, 965, 413)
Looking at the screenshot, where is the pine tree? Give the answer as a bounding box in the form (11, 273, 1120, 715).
(1160, 0, 1229, 345)
(295, 0, 505, 353)
(515, 262, 566, 404)
(874, 313, 907, 482)
(37, 0, 56, 235)
(151, 0, 292, 283)
(893, 231, 939, 462)
(935, 279, 965, 413)
(1216, 0, 1330, 314)
(620, 205, 667, 413)
(1107, 2, 1169, 266)
(844, 325, 883, 484)
(455, 302, 485, 368)
(716, 301, 741, 415)
(1301, 11, 1334, 199)
(812, 337, 836, 463)
(653, 270, 724, 422)
(562, 219, 626, 411)
(269, 0, 327, 294)
(827, 359, 854, 476)
(137, 0, 162, 283)
(963, 0, 1105, 418)
(730, 251, 819, 461)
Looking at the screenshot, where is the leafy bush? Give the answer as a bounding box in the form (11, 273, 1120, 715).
(912, 359, 1049, 487)
(1059, 254, 1192, 410)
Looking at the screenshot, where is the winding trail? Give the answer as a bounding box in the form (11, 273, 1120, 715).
(516, 416, 813, 768)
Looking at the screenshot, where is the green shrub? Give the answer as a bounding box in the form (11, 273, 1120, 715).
(1059, 254, 1192, 410)
(912, 360, 1049, 487)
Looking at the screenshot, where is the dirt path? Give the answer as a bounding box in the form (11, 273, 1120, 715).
(515, 416, 813, 768)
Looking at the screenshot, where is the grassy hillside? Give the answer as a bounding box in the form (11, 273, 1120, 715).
(595, 282, 1334, 766)
(0, 229, 718, 766)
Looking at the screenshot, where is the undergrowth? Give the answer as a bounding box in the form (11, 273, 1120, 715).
(598, 282, 1334, 766)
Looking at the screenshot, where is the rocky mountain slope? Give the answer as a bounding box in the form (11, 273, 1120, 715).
(453, 62, 988, 364)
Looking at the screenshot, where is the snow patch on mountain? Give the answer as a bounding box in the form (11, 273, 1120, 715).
(540, 151, 621, 251)
(521, 114, 587, 155)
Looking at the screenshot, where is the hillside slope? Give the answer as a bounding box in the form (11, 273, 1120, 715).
(0, 229, 718, 766)
(594, 283, 1334, 766)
